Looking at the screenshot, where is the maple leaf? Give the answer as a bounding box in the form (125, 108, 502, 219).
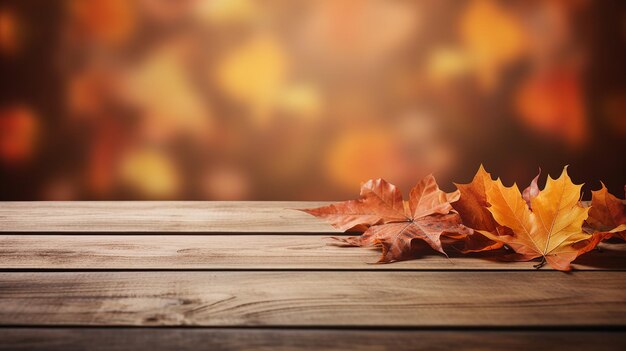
(300, 175, 471, 263)
(451, 165, 508, 252)
(586, 183, 626, 241)
(480, 167, 599, 271)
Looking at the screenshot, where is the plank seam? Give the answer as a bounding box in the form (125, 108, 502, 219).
(0, 325, 624, 331)
(1, 268, 625, 272)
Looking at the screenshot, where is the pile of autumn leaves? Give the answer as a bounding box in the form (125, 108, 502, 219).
(301, 166, 626, 271)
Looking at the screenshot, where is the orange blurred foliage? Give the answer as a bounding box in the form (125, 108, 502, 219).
(118, 147, 181, 199)
(324, 117, 454, 193)
(215, 33, 290, 125)
(0, 105, 38, 164)
(0, 8, 19, 55)
(515, 68, 588, 148)
(0, 0, 623, 200)
(297, 0, 418, 70)
(125, 42, 213, 141)
(67, 0, 135, 46)
(459, 0, 527, 90)
(202, 165, 251, 200)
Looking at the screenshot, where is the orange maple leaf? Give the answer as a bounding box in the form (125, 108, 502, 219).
(480, 167, 600, 270)
(586, 184, 626, 241)
(301, 175, 470, 263)
(451, 165, 507, 252)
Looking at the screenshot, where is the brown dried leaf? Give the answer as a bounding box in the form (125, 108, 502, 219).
(586, 183, 626, 240)
(451, 165, 505, 252)
(301, 175, 470, 262)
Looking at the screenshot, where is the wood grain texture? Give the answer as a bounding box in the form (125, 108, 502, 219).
(1, 271, 625, 327)
(0, 201, 337, 233)
(1, 329, 625, 351)
(1, 235, 624, 270)
(2, 201, 625, 350)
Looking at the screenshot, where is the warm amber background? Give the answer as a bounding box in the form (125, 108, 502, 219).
(0, 0, 624, 200)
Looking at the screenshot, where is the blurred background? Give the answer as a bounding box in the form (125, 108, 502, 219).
(0, 0, 624, 201)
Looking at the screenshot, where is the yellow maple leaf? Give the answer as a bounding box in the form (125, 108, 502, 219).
(482, 167, 597, 270)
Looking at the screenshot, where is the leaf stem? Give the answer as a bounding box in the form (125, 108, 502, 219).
(533, 257, 547, 269)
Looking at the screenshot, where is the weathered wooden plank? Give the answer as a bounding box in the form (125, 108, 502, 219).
(1, 329, 624, 351)
(1, 235, 624, 270)
(1, 272, 624, 327)
(0, 201, 337, 233)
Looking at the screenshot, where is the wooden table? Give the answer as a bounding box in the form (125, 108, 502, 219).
(0, 201, 625, 350)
